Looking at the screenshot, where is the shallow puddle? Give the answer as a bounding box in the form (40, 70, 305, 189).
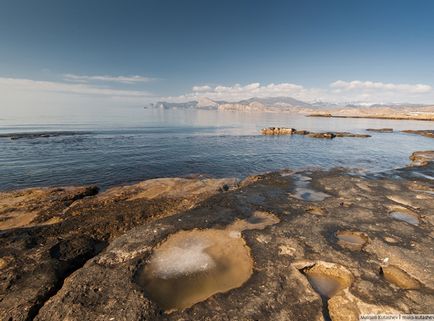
(306, 273, 345, 298)
(135, 229, 253, 312)
(228, 211, 280, 232)
(291, 174, 330, 202)
(390, 211, 419, 226)
(336, 231, 367, 250)
(381, 265, 420, 289)
(302, 262, 352, 299)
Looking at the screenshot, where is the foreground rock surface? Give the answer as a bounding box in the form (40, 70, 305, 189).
(1, 154, 433, 321)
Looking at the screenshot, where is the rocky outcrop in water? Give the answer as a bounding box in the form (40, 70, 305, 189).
(366, 128, 393, 133)
(260, 127, 296, 135)
(261, 127, 370, 138)
(402, 130, 434, 139)
(0, 153, 433, 321)
(0, 131, 92, 140)
(410, 150, 434, 166)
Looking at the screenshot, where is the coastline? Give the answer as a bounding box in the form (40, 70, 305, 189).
(1, 151, 433, 320)
(307, 114, 434, 122)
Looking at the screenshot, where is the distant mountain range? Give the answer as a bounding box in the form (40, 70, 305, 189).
(149, 97, 433, 115)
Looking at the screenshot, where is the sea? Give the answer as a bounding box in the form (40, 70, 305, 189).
(1, 108, 434, 191)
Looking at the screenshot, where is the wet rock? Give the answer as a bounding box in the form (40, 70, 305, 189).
(291, 174, 331, 202)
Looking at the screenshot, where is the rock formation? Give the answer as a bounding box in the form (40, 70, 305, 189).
(0, 154, 433, 321)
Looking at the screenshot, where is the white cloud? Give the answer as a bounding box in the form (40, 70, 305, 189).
(167, 82, 309, 102)
(0, 77, 151, 98)
(63, 74, 154, 84)
(330, 80, 432, 94)
(164, 80, 434, 104)
(192, 85, 212, 92)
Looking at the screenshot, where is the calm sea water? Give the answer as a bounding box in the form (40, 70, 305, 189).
(1, 108, 434, 191)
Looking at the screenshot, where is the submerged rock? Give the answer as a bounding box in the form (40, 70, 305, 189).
(0, 131, 92, 140)
(366, 128, 393, 133)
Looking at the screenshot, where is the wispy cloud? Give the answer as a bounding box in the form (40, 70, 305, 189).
(63, 74, 154, 84)
(330, 80, 432, 94)
(0, 77, 151, 98)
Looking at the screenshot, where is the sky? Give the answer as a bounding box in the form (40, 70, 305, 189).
(1, 0, 434, 119)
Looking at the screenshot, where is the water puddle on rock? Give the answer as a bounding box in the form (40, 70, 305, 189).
(336, 231, 368, 251)
(380, 265, 420, 289)
(227, 210, 280, 232)
(291, 174, 330, 202)
(389, 208, 419, 226)
(299, 261, 353, 321)
(135, 211, 279, 312)
(302, 263, 352, 298)
(135, 229, 253, 312)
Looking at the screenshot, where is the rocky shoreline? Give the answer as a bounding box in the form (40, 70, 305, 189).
(1, 152, 434, 321)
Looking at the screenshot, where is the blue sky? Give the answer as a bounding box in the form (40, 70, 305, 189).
(1, 0, 434, 116)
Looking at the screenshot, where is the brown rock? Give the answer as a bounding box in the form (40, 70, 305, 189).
(409, 150, 434, 166)
(260, 127, 296, 135)
(402, 130, 434, 139)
